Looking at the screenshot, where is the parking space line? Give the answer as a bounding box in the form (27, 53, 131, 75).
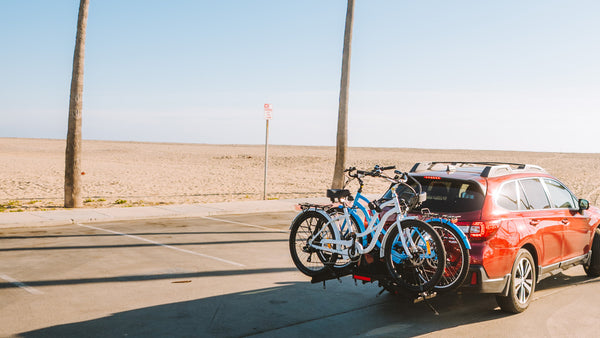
(201, 216, 289, 233)
(0, 274, 44, 295)
(78, 223, 245, 267)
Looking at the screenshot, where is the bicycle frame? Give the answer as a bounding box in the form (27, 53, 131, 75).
(308, 182, 421, 260)
(334, 191, 373, 247)
(336, 190, 399, 251)
(326, 188, 432, 261)
(335, 172, 390, 249)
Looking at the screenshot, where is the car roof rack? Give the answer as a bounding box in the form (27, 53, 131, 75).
(409, 162, 546, 178)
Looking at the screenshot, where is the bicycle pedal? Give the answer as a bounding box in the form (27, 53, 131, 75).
(413, 291, 437, 304)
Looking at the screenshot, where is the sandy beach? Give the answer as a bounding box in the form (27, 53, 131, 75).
(1, 137, 599, 211)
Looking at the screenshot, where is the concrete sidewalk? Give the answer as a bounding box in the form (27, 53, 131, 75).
(0, 196, 333, 229)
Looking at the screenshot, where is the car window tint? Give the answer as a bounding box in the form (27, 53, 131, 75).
(517, 181, 532, 210)
(497, 181, 518, 210)
(414, 178, 484, 212)
(543, 178, 576, 209)
(428, 181, 450, 201)
(520, 178, 551, 209)
(458, 184, 470, 197)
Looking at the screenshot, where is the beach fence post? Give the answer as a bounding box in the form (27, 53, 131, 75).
(263, 104, 273, 200)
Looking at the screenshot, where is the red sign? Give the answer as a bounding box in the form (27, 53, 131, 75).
(264, 103, 272, 120)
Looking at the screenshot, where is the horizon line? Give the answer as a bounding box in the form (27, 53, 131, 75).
(1, 136, 597, 155)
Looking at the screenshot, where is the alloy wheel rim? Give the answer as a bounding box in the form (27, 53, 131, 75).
(514, 257, 533, 304)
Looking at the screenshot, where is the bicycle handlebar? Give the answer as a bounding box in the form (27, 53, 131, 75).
(347, 165, 396, 178)
(342, 165, 425, 210)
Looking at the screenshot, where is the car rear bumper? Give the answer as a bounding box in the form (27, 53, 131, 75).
(461, 265, 510, 296)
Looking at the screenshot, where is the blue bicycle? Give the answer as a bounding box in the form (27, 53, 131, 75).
(382, 181, 472, 292)
(336, 166, 471, 292)
(289, 166, 446, 294)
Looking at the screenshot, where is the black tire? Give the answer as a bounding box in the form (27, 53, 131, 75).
(384, 219, 446, 293)
(496, 248, 536, 313)
(584, 228, 600, 277)
(429, 221, 470, 292)
(289, 210, 338, 276)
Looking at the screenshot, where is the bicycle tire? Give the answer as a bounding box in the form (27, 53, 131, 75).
(384, 219, 445, 293)
(289, 210, 338, 276)
(428, 221, 470, 292)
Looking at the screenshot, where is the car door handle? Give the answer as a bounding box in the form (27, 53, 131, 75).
(529, 219, 539, 226)
(562, 219, 569, 225)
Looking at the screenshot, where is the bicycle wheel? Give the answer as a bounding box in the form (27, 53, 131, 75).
(428, 221, 470, 292)
(289, 210, 338, 276)
(384, 219, 445, 293)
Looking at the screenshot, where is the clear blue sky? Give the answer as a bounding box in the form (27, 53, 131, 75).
(1, 0, 599, 152)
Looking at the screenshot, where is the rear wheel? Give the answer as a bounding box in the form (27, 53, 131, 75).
(428, 221, 470, 292)
(384, 219, 445, 293)
(496, 249, 536, 313)
(289, 211, 338, 276)
(584, 228, 600, 277)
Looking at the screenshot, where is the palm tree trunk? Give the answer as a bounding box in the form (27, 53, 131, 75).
(65, 0, 89, 208)
(332, 0, 355, 189)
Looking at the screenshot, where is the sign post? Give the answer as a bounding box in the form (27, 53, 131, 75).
(263, 104, 272, 200)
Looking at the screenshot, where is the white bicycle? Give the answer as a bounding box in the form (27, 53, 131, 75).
(289, 166, 446, 293)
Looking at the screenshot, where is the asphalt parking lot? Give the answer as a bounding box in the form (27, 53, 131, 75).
(1, 211, 600, 337)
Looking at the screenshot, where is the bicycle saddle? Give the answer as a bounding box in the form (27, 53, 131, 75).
(326, 189, 351, 201)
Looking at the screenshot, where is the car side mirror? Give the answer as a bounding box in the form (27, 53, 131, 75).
(579, 199, 590, 213)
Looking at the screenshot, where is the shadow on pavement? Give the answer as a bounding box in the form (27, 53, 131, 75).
(0, 238, 287, 252)
(534, 270, 596, 292)
(17, 271, 600, 337)
(0, 268, 298, 289)
(0, 230, 285, 240)
(18, 277, 508, 338)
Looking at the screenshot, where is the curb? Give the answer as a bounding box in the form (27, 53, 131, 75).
(0, 197, 333, 229)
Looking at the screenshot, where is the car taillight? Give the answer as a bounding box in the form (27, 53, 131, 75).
(456, 220, 501, 239)
(353, 275, 371, 282)
(470, 271, 478, 285)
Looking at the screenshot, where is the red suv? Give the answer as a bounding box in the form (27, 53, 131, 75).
(408, 162, 600, 313)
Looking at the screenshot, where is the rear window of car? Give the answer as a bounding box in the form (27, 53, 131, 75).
(389, 177, 484, 213)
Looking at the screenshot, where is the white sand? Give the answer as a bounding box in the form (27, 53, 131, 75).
(1, 138, 598, 211)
